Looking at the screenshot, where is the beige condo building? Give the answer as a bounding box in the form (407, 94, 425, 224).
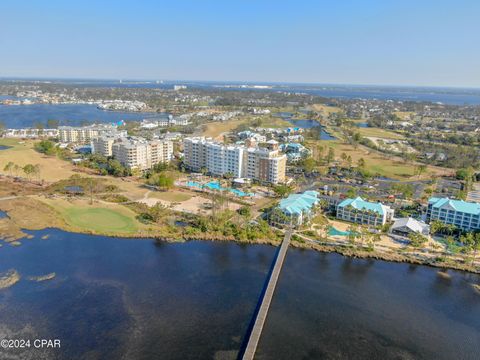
(92, 137, 173, 170)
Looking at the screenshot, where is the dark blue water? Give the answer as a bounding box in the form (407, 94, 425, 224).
(0, 228, 479, 359)
(0, 145, 11, 151)
(0, 103, 166, 128)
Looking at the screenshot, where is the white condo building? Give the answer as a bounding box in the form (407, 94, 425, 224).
(183, 137, 286, 184)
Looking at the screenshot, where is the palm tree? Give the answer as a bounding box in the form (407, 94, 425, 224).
(3, 161, 14, 176)
(444, 236, 455, 261)
(33, 164, 41, 181)
(13, 164, 21, 177)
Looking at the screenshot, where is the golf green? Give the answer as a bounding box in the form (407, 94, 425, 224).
(65, 207, 138, 233)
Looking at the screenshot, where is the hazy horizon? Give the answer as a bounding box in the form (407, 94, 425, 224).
(2, 76, 480, 91)
(1, 1, 479, 88)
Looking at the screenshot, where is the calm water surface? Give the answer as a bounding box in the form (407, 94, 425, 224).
(0, 229, 479, 360)
(275, 112, 336, 140)
(0, 103, 165, 128)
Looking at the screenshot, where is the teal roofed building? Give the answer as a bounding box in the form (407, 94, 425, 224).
(336, 196, 394, 226)
(275, 190, 320, 226)
(426, 197, 480, 231)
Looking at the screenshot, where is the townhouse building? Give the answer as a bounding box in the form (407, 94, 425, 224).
(426, 197, 480, 231)
(336, 196, 394, 226)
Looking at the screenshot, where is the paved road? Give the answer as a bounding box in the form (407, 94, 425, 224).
(0, 196, 18, 201)
(467, 183, 480, 202)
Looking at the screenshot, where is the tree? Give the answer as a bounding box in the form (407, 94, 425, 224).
(408, 232, 428, 248)
(429, 220, 444, 235)
(13, 164, 21, 177)
(148, 172, 174, 191)
(32, 164, 41, 180)
(346, 187, 357, 198)
(302, 157, 316, 173)
(326, 147, 335, 164)
(357, 158, 366, 168)
(352, 132, 362, 149)
(414, 164, 427, 178)
(34, 140, 57, 155)
(346, 155, 353, 169)
(270, 207, 291, 226)
(462, 232, 480, 267)
(455, 167, 474, 181)
(107, 159, 127, 177)
(443, 236, 456, 261)
(22, 164, 36, 181)
(273, 184, 292, 197)
(238, 206, 252, 219)
(347, 224, 359, 247)
(314, 144, 325, 162)
(3, 161, 14, 176)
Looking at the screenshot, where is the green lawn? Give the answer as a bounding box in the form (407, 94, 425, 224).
(64, 207, 138, 233)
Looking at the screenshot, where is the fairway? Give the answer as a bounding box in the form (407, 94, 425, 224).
(64, 207, 138, 233)
(355, 127, 405, 139)
(316, 140, 447, 179)
(0, 139, 76, 182)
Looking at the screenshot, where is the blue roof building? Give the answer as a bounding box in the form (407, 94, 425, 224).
(276, 190, 320, 225)
(426, 197, 480, 231)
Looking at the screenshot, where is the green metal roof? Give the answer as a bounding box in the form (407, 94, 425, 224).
(338, 196, 385, 215)
(428, 197, 480, 215)
(279, 191, 320, 216)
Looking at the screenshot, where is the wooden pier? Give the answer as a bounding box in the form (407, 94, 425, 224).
(241, 229, 293, 360)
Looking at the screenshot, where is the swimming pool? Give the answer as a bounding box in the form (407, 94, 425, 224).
(328, 226, 353, 237)
(186, 181, 203, 188)
(186, 181, 254, 197)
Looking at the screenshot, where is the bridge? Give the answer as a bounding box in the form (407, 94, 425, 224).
(240, 228, 293, 360)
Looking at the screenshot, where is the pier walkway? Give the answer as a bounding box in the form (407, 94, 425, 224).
(241, 229, 293, 360)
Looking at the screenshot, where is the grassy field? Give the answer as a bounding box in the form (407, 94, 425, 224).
(0, 197, 66, 241)
(149, 191, 192, 202)
(311, 104, 342, 115)
(393, 111, 415, 120)
(201, 116, 290, 139)
(315, 140, 448, 179)
(201, 119, 249, 138)
(0, 139, 76, 182)
(354, 127, 405, 140)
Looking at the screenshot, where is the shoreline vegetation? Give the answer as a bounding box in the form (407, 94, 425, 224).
(0, 197, 478, 275)
(0, 269, 21, 289)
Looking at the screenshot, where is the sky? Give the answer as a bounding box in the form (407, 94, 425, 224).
(0, 0, 479, 87)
